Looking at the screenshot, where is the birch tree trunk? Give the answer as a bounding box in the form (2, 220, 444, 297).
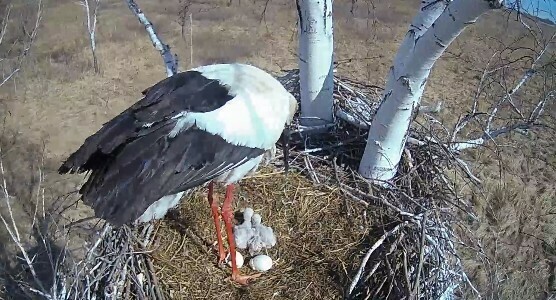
(358, 0, 503, 185)
(81, 0, 100, 73)
(297, 0, 334, 128)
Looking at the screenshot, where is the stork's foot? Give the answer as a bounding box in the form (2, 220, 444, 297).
(211, 241, 227, 266)
(231, 272, 262, 285)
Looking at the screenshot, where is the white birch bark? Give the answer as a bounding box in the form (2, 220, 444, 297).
(391, 0, 448, 75)
(358, 0, 503, 184)
(125, 0, 178, 76)
(81, 0, 100, 73)
(297, 0, 334, 127)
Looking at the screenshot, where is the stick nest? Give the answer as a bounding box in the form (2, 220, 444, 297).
(40, 69, 479, 300)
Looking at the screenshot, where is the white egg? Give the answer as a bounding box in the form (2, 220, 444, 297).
(225, 251, 244, 268)
(249, 254, 273, 272)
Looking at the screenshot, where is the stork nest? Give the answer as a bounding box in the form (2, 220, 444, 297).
(41, 69, 480, 300)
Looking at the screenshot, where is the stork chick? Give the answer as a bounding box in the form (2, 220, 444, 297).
(247, 213, 277, 255)
(233, 207, 255, 249)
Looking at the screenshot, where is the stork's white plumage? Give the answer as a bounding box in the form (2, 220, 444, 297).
(58, 63, 297, 285)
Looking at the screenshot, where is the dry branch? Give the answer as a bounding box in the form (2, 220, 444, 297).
(450, 31, 556, 152)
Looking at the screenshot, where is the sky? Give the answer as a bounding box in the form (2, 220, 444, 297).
(509, 0, 556, 22)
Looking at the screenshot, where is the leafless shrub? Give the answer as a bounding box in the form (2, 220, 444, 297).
(0, 0, 41, 89)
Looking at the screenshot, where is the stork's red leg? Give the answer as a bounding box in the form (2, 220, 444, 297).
(208, 181, 226, 264)
(221, 184, 262, 285)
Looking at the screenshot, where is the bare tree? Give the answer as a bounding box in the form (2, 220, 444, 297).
(0, 1, 42, 88)
(79, 0, 101, 73)
(0, 2, 56, 298)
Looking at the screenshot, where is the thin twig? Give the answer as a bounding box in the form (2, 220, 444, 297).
(347, 222, 408, 296)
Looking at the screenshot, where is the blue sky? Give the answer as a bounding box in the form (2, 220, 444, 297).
(509, 0, 556, 21)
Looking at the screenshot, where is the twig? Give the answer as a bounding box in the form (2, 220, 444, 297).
(333, 157, 352, 216)
(412, 212, 428, 298)
(0, 68, 20, 87)
(347, 222, 408, 296)
(0, 145, 20, 241)
(0, 5, 12, 46)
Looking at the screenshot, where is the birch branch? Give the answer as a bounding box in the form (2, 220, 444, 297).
(485, 68, 535, 133)
(529, 90, 554, 122)
(125, 0, 178, 77)
(0, 5, 11, 47)
(449, 50, 498, 141)
(450, 121, 546, 151)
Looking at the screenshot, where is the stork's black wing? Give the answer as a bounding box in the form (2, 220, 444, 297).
(59, 70, 234, 174)
(58, 71, 264, 226)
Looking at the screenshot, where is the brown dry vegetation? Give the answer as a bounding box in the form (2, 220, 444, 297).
(0, 0, 555, 299)
(151, 169, 368, 299)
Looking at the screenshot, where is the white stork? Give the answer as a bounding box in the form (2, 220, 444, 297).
(58, 63, 298, 285)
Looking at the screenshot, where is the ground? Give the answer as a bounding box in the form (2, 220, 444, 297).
(0, 0, 555, 299)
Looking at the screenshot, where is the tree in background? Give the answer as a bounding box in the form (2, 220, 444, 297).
(0, 0, 41, 87)
(79, 0, 101, 73)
